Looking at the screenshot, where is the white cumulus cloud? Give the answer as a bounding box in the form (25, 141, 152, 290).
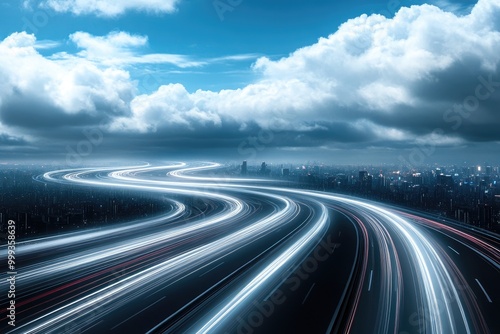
(52, 31, 205, 68)
(117, 0, 500, 148)
(0, 32, 135, 124)
(40, 0, 179, 17)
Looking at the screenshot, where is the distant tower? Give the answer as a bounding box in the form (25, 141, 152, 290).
(359, 171, 368, 183)
(260, 162, 267, 174)
(241, 161, 247, 175)
(412, 173, 423, 185)
(359, 171, 369, 190)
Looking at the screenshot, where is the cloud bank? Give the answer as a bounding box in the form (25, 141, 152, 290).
(1, 0, 499, 162)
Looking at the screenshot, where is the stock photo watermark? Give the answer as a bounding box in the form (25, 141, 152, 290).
(399, 278, 468, 334)
(61, 267, 128, 334)
(237, 129, 275, 161)
(66, 122, 105, 166)
(6, 220, 17, 327)
(237, 119, 286, 162)
(213, 0, 243, 21)
(398, 74, 500, 169)
(229, 235, 341, 334)
(65, 73, 162, 166)
(62, 299, 108, 334)
(22, 6, 55, 34)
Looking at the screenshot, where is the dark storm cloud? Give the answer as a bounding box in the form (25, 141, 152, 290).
(91, 120, 392, 160)
(0, 133, 29, 146)
(0, 92, 99, 129)
(368, 70, 500, 141)
(411, 56, 488, 103)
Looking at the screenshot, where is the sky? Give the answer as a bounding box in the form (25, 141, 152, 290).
(0, 0, 498, 166)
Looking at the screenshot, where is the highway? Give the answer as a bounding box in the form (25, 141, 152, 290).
(1, 162, 498, 334)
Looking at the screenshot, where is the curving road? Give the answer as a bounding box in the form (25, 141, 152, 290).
(1, 162, 498, 334)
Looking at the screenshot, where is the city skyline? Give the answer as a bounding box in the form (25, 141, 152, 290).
(0, 0, 499, 164)
(1, 161, 498, 332)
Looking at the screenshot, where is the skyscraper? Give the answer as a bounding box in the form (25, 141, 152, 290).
(260, 162, 267, 174)
(359, 171, 368, 188)
(241, 161, 247, 176)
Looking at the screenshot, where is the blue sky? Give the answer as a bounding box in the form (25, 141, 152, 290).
(0, 0, 498, 164)
(0, 0, 477, 92)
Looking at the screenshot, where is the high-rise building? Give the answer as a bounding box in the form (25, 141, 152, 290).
(359, 171, 368, 188)
(336, 174, 347, 187)
(412, 173, 423, 185)
(260, 162, 267, 175)
(241, 161, 247, 175)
